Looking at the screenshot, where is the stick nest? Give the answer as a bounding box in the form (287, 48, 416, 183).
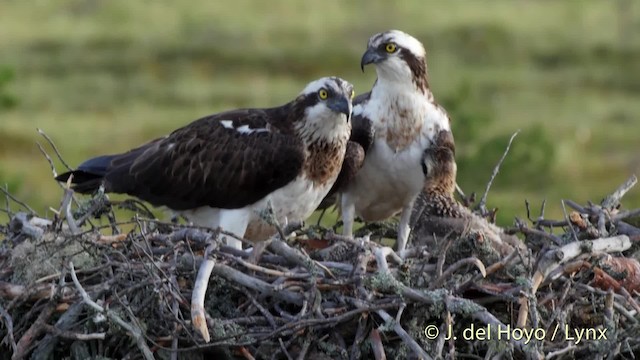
(1, 175, 640, 360)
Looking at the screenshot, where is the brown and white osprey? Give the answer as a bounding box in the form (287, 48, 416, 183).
(411, 129, 527, 259)
(336, 30, 452, 252)
(56, 77, 354, 248)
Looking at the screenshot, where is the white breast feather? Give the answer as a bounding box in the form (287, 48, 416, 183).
(180, 173, 337, 241)
(347, 83, 450, 221)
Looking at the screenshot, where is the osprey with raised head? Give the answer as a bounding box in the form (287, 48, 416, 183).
(337, 30, 452, 252)
(56, 77, 354, 248)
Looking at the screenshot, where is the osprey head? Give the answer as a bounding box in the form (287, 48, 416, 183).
(361, 30, 428, 88)
(293, 76, 354, 143)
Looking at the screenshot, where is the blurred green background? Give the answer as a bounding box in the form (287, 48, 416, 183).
(0, 0, 639, 226)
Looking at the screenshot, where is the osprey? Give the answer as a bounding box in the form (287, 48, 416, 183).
(337, 30, 452, 252)
(56, 77, 354, 249)
(411, 129, 461, 221)
(411, 129, 527, 258)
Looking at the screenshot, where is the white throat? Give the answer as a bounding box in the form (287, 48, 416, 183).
(296, 109, 351, 145)
(375, 63, 415, 87)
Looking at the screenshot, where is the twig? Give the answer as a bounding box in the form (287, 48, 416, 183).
(269, 238, 320, 275)
(475, 130, 520, 214)
(0, 184, 36, 215)
(275, 338, 293, 360)
(445, 295, 538, 358)
(261, 302, 396, 340)
(604, 289, 614, 323)
(0, 302, 17, 354)
(170, 249, 180, 360)
(613, 301, 638, 324)
(373, 247, 403, 274)
(350, 313, 369, 360)
(366, 241, 441, 359)
(37, 128, 73, 171)
(538, 199, 547, 223)
(431, 257, 486, 288)
(513, 218, 564, 246)
(563, 199, 587, 213)
(42, 324, 106, 340)
(368, 329, 386, 360)
(612, 208, 640, 222)
(31, 302, 86, 360)
(12, 299, 56, 360)
(601, 174, 637, 209)
(232, 254, 310, 277)
(296, 336, 312, 360)
(240, 347, 256, 360)
(36, 142, 58, 179)
(561, 199, 580, 241)
(434, 311, 449, 358)
(213, 263, 304, 305)
(435, 236, 453, 279)
(3, 183, 10, 216)
(546, 345, 576, 359)
(58, 176, 79, 234)
(518, 235, 632, 327)
(618, 286, 640, 314)
(0, 281, 57, 301)
(69, 261, 155, 360)
(12, 269, 68, 360)
(8, 212, 46, 240)
(456, 249, 520, 292)
(616, 221, 640, 240)
(376, 309, 432, 360)
(532, 235, 632, 292)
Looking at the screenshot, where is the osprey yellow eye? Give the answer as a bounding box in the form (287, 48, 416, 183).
(318, 89, 328, 100)
(385, 43, 397, 53)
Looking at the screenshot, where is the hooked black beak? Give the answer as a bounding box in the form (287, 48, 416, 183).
(328, 97, 351, 118)
(360, 48, 385, 72)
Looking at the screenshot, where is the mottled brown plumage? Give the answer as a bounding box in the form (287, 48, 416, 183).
(305, 140, 347, 185)
(57, 106, 305, 210)
(411, 129, 462, 223)
(411, 130, 526, 257)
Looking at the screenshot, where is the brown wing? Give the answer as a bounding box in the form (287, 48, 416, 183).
(316, 92, 374, 209)
(57, 107, 305, 210)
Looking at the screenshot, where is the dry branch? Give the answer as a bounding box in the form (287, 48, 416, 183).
(191, 243, 218, 343)
(69, 262, 154, 360)
(475, 130, 520, 215)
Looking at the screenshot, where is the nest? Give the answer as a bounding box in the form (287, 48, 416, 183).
(1, 172, 640, 360)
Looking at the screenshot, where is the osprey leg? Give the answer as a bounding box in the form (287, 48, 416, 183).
(217, 208, 250, 250)
(396, 202, 414, 252)
(340, 194, 356, 237)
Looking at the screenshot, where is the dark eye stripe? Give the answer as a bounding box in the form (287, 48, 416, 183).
(320, 78, 353, 100)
